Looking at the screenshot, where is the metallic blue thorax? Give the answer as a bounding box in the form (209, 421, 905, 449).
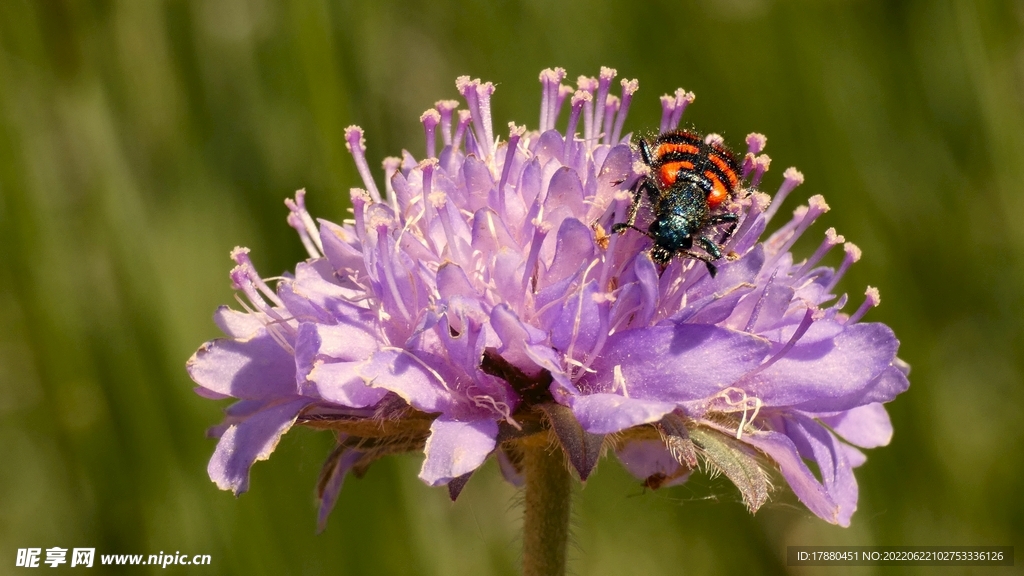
(650, 183, 710, 252)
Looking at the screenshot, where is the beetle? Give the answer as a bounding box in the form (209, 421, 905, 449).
(612, 130, 742, 277)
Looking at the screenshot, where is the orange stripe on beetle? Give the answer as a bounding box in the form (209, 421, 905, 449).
(657, 143, 700, 158)
(708, 154, 739, 188)
(659, 161, 694, 186)
(705, 171, 729, 207)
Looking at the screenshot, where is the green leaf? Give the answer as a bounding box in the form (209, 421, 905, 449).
(689, 427, 771, 513)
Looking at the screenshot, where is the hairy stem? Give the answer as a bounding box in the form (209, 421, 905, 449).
(522, 438, 572, 576)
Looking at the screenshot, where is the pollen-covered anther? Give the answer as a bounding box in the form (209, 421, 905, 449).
(428, 190, 447, 209)
(538, 68, 566, 132)
(349, 187, 371, 238)
(285, 196, 322, 259)
(705, 133, 725, 147)
(229, 249, 283, 306)
(343, 125, 366, 153)
(420, 109, 441, 159)
(807, 194, 830, 215)
(669, 88, 695, 131)
(611, 78, 639, 143)
(457, 76, 496, 161)
(824, 241, 862, 293)
(783, 166, 805, 185)
(344, 126, 382, 203)
(365, 203, 396, 232)
(566, 90, 591, 143)
(577, 75, 598, 92)
(750, 154, 772, 188)
(571, 90, 593, 106)
(452, 109, 472, 153)
(593, 67, 618, 143)
(659, 94, 676, 134)
(763, 166, 806, 222)
(847, 286, 881, 324)
(499, 123, 527, 212)
(798, 227, 846, 275)
(745, 133, 768, 155)
(227, 260, 290, 338)
(229, 245, 250, 263)
(576, 76, 599, 141)
(674, 87, 696, 106)
(747, 191, 770, 214)
(845, 242, 863, 263)
(435, 100, 460, 145)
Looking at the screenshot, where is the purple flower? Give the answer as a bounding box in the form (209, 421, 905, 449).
(187, 66, 908, 530)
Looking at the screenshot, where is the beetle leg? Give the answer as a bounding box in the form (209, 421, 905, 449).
(612, 179, 658, 234)
(677, 249, 719, 278)
(638, 137, 654, 166)
(708, 212, 739, 245)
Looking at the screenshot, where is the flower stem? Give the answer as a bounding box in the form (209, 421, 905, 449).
(522, 438, 572, 576)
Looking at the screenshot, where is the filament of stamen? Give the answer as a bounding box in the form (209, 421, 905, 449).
(610, 78, 639, 144)
(344, 126, 382, 203)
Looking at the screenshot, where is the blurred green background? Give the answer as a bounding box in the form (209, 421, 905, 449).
(1, 0, 1021, 574)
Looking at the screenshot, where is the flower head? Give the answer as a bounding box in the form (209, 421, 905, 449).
(188, 67, 908, 530)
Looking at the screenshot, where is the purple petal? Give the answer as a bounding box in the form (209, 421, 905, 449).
(419, 418, 498, 486)
(187, 331, 297, 400)
(633, 255, 660, 328)
(545, 218, 595, 287)
(751, 323, 901, 410)
(570, 393, 676, 434)
(534, 129, 566, 165)
(490, 304, 548, 377)
(551, 280, 603, 354)
(291, 259, 366, 314)
(582, 324, 771, 402)
(842, 443, 867, 468)
(304, 322, 380, 362)
(543, 167, 586, 222)
(741, 430, 840, 524)
(471, 208, 518, 252)
(797, 364, 910, 413)
(213, 306, 265, 338)
(358, 349, 456, 413)
(206, 398, 270, 438)
(517, 157, 543, 210)
(436, 262, 480, 301)
(586, 144, 634, 221)
(785, 414, 858, 526)
(317, 449, 363, 532)
(318, 220, 365, 273)
(307, 361, 388, 408)
(462, 155, 494, 210)
(207, 397, 313, 495)
(818, 403, 893, 448)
